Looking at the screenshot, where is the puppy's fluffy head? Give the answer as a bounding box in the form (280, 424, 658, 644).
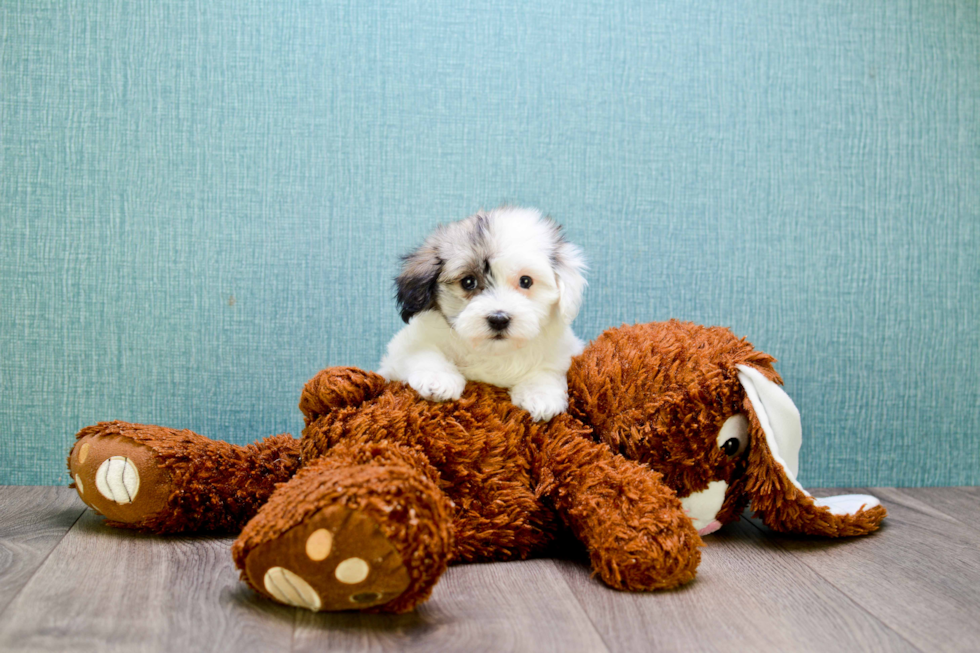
(396, 206, 586, 349)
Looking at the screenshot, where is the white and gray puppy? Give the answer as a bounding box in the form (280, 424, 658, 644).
(378, 206, 587, 422)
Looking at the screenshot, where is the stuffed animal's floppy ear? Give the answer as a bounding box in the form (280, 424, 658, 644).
(736, 365, 887, 537)
(395, 243, 443, 323)
(553, 239, 587, 325)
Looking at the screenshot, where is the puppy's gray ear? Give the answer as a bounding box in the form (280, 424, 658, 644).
(554, 239, 587, 325)
(395, 242, 443, 323)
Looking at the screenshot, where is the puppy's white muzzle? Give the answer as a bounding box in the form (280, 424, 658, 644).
(453, 290, 543, 347)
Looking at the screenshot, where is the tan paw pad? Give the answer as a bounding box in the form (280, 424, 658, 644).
(263, 567, 322, 611)
(335, 557, 370, 584)
(305, 529, 333, 561)
(68, 434, 171, 525)
(246, 505, 411, 611)
(95, 456, 140, 504)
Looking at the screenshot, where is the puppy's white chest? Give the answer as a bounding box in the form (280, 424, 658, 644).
(453, 350, 539, 388)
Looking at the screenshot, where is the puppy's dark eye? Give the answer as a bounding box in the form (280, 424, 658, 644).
(519, 276, 533, 289)
(461, 276, 478, 291)
(721, 438, 741, 457)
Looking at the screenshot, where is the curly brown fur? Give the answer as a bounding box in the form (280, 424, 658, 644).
(299, 369, 565, 563)
(70, 318, 884, 615)
(293, 367, 704, 591)
(742, 406, 887, 537)
(538, 415, 702, 590)
(298, 366, 389, 428)
(69, 421, 302, 534)
(570, 319, 885, 537)
(232, 440, 455, 613)
(569, 320, 777, 501)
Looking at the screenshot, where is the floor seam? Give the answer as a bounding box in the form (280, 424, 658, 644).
(0, 489, 88, 621)
(741, 510, 927, 653)
(549, 559, 615, 653)
(885, 487, 980, 536)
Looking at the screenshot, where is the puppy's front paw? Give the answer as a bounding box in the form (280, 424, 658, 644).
(407, 371, 466, 402)
(510, 382, 568, 422)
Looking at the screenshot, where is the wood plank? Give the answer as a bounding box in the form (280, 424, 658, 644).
(292, 559, 611, 653)
(746, 488, 980, 653)
(556, 519, 916, 653)
(0, 486, 86, 615)
(2, 486, 976, 652)
(889, 487, 980, 532)
(0, 510, 295, 653)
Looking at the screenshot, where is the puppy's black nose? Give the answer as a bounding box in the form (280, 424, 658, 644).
(486, 312, 511, 332)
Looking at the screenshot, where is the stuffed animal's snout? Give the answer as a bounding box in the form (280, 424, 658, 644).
(679, 480, 728, 536)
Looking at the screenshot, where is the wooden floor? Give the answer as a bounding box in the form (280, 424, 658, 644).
(0, 487, 978, 652)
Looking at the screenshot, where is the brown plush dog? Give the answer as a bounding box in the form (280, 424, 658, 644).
(67, 320, 885, 613)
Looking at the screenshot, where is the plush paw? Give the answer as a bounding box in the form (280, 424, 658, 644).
(407, 370, 466, 402)
(244, 505, 411, 611)
(68, 430, 172, 524)
(510, 382, 568, 422)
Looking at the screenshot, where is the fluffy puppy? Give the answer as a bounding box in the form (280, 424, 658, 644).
(378, 206, 587, 422)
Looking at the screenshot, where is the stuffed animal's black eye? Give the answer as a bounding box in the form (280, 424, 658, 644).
(461, 276, 478, 291)
(717, 414, 749, 458)
(721, 437, 740, 457)
(519, 275, 533, 289)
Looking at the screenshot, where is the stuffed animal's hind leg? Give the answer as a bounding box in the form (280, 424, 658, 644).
(537, 416, 703, 591)
(68, 421, 302, 534)
(232, 439, 455, 613)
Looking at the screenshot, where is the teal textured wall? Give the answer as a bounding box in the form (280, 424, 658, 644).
(2, 1, 978, 487)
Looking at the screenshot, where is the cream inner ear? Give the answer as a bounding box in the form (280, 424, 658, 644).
(736, 364, 807, 494)
(736, 365, 886, 519)
(813, 494, 882, 515)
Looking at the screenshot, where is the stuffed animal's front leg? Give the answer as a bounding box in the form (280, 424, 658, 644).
(537, 416, 702, 590)
(67, 421, 302, 534)
(232, 439, 455, 613)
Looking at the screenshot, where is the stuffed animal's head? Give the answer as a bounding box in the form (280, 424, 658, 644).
(568, 320, 886, 537)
